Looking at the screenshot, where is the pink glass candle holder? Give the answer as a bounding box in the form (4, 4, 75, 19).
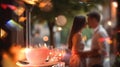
(25, 47, 50, 65)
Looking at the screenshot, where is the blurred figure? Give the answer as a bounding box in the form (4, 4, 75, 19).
(31, 30, 44, 46)
(68, 16, 86, 67)
(86, 11, 110, 67)
(0, 26, 24, 67)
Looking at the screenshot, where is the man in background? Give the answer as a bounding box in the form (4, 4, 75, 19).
(86, 11, 110, 67)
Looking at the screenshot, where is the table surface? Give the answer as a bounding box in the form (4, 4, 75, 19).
(16, 61, 59, 67)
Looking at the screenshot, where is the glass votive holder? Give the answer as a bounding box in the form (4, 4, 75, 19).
(52, 62, 65, 67)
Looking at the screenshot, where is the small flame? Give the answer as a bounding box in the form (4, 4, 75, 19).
(44, 43, 47, 47)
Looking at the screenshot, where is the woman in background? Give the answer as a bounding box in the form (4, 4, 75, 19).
(68, 15, 86, 67)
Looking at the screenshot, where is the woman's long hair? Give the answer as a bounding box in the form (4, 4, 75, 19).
(68, 16, 86, 50)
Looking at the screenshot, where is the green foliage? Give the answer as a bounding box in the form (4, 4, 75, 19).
(60, 17, 73, 44)
(31, 0, 109, 22)
(88, 0, 109, 5)
(112, 55, 120, 67)
(82, 26, 93, 41)
(30, 0, 109, 45)
(31, 0, 95, 22)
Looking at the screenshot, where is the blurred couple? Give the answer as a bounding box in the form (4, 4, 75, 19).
(68, 11, 110, 67)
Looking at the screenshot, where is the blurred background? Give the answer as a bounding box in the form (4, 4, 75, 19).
(0, 0, 120, 67)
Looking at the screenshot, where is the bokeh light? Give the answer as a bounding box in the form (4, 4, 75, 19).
(112, 1, 118, 8)
(43, 36, 49, 41)
(6, 19, 23, 30)
(0, 28, 7, 39)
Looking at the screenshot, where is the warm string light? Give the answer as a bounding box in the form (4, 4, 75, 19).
(19, 16, 26, 22)
(43, 36, 49, 41)
(14, 7, 25, 16)
(112, 1, 118, 8)
(107, 21, 112, 26)
(0, 28, 7, 39)
(22, 0, 39, 5)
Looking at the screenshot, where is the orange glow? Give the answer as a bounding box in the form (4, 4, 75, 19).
(39, 0, 52, 8)
(14, 7, 25, 16)
(9, 45, 22, 62)
(2, 45, 27, 67)
(111, 1, 117, 24)
(49, 51, 52, 55)
(22, 0, 38, 5)
(17, 48, 26, 61)
(39, 2, 47, 8)
(98, 37, 112, 44)
(82, 35, 87, 42)
(19, 16, 26, 22)
(43, 36, 49, 41)
(106, 38, 112, 44)
(39, 1, 53, 12)
(59, 53, 62, 57)
(0, 28, 7, 39)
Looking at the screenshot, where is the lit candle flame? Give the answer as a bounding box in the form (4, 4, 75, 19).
(44, 43, 47, 47)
